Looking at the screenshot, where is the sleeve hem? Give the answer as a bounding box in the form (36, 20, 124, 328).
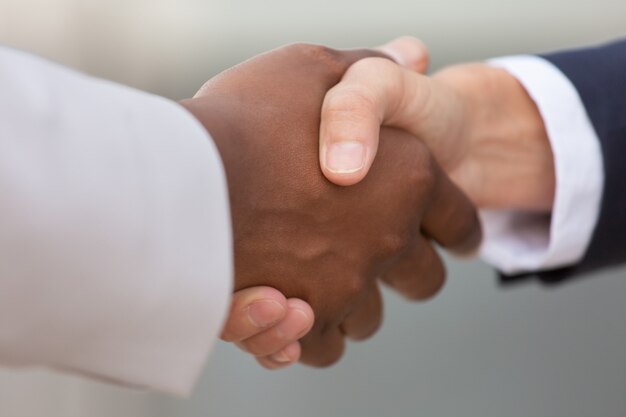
(0, 47, 233, 396)
(479, 55, 604, 275)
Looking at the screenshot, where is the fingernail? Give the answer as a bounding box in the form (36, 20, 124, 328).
(269, 350, 292, 363)
(325, 141, 366, 174)
(246, 300, 286, 329)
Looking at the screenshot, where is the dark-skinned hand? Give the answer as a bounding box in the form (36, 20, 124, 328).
(179, 43, 482, 367)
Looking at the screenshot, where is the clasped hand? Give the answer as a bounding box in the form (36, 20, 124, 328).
(179, 39, 484, 369)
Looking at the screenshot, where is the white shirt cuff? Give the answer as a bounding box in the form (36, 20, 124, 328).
(479, 55, 604, 275)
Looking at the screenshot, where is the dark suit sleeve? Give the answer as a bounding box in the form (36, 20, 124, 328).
(501, 39, 626, 285)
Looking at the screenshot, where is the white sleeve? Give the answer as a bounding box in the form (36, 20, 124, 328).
(479, 55, 604, 275)
(0, 47, 233, 396)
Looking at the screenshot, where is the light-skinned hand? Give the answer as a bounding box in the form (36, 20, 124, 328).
(319, 36, 555, 211)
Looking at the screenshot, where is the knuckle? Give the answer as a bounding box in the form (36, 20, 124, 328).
(406, 147, 437, 193)
(379, 232, 411, 256)
(344, 58, 400, 97)
(348, 57, 395, 77)
(324, 85, 377, 120)
(342, 273, 368, 299)
(292, 43, 334, 56)
(292, 43, 345, 74)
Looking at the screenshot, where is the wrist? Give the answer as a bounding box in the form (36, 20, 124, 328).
(434, 64, 556, 211)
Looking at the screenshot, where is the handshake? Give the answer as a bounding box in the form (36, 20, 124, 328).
(179, 38, 554, 369)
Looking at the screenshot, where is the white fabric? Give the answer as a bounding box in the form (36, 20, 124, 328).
(480, 55, 604, 275)
(0, 47, 233, 396)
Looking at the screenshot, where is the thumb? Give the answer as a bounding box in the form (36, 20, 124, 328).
(320, 37, 438, 186)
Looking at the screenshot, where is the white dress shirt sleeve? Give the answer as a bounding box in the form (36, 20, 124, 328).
(479, 55, 604, 275)
(0, 47, 233, 396)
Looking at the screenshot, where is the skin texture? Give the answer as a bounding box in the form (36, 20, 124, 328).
(180, 43, 482, 366)
(217, 38, 432, 369)
(319, 40, 555, 211)
(220, 286, 313, 368)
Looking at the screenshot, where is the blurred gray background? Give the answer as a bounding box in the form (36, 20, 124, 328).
(0, 1, 625, 416)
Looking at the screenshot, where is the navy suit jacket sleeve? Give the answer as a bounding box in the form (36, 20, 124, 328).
(501, 39, 626, 285)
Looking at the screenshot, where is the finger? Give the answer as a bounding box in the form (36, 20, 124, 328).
(320, 53, 466, 186)
(221, 287, 288, 342)
(335, 36, 429, 75)
(320, 57, 426, 186)
(256, 341, 301, 370)
(376, 36, 429, 73)
(339, 283, 383, 341)
(421, 161, 482, 254)
(319, 36, 429, 187)
(381, 236, 446, 300)
(333, 47, 392, 67)
(299, 325, 345, 367)
(237, 298, 314, 357)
